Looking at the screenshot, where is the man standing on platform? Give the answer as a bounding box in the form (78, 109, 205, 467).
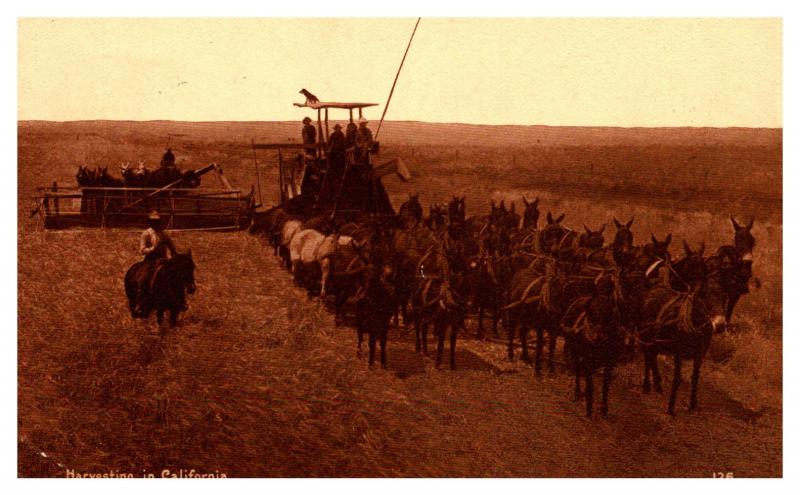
(355, 118, 373, 165)
(301, 116, 317, 157)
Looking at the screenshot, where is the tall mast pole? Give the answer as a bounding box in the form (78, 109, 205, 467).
(375, 17, 421, 141)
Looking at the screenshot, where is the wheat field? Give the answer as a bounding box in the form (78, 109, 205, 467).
(18, 121, 781, 477)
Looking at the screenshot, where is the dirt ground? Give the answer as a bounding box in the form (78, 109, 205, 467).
(18, 122, 782, 477)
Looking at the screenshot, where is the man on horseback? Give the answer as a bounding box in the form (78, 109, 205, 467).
(140, 210, 176, 262)
(132, 211, 178, 317)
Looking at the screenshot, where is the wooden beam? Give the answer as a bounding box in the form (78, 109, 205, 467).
(252, 143, 320, 150)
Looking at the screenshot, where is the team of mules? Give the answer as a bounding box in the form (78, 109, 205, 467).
(250, 193, 756, 418)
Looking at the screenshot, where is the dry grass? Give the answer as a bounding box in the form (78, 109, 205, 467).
(18, 121, 782, 477)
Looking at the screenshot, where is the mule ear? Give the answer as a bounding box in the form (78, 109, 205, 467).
(651, 233, 658, 244)
(522, 196, 530, 207)
(186, 248, 192, 258)
(746, 217, 754, 231)
(584, 224, 591, 234)
(598, 224, 605, 235)
(555, 213, 565, 224)
(547, 212, 554, 224)
(613, 217, 622, 229)
(698, 242, 705, 256)
(500, 200, 506, 211)
(730, 216, 741, 231)
(533, 196, 539, 206)
(626, 217, 634, 229)
(509, 202, 516, 213)
(664, 233, 672, 246)
(683, 240, 693, 256)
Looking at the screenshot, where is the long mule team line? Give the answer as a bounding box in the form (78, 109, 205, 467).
(31, 163, 256, 231)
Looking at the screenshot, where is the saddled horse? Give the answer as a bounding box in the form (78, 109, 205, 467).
(125, 251, 197, 328)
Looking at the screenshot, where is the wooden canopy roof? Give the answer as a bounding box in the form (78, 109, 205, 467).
(293, 101, 378, 110)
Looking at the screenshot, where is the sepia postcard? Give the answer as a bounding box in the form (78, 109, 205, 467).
(17, 16, 782, 478)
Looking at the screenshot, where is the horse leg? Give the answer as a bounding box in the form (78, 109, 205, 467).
(423, 320, 430, 354)
(601, 365, 611, 417)
(380, 323, 388, 369)
(651, 351, 664, 394)
(492, 306, 500, 337)
(506, 315, 516, 361)
(585, 368, 594, 419)
(642, 348, 653, 393)
(726, 293, 741, 324)
(319, 258, 329, 299)
(169, 309, 178, 327)
(570, 343, 581, 402)
(436, 319, 446, 369)
(414, 319, 421, 353)
(368, 332, 377, 369)
(450, 319, 459, 371)
(477, 305, 485, 340)
(548, 327, 558, 374)
(534, 327, 545, 375)
(357, 326, 364, 355)
(520, 326, 531, 365)
(668, 353, 683, 415)
(689, 351, 702, 411)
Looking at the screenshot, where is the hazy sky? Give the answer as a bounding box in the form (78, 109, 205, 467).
(18, 18, 782, 127)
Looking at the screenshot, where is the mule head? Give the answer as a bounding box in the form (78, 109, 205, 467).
(448, 196, 465, 222)
(580, 224, 606, 250)
(521, 196, 540, 229)
(612, 216, 634, 257)
(540, 214, 567, 255)
(680, 241, 707, 288)
(730, 216, 755, 262)
(650, 233, 672, 259)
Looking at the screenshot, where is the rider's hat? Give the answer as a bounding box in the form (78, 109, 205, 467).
(302, 116, 312, 124)
(148, 210, 161, 221)
(333, 123, 342, 130)
(358, 117, 368, 124)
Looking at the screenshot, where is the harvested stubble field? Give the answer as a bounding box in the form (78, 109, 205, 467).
(18, 121, 781, 477)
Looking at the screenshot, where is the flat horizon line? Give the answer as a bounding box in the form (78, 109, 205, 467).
(17, 119, 782, 131)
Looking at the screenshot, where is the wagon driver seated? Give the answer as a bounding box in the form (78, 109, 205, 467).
(132, 211, 181, 316)
(160, 148, 176, 169)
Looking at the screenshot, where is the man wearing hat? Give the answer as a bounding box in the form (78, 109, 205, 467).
(328, 123, 346, 158)
(355, 118, 374, 165)
(321, 123, 348, 203)
(140, 210, 177, 263)
(301, 116, 317, 157)
(160, 148, 176, 169)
